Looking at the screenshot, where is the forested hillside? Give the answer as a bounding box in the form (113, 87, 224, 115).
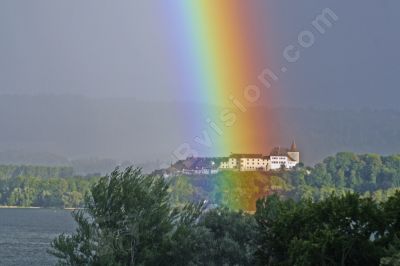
(2, 152, 400, 209)
(0, 176, 97, 208)
(0, 165, 74, 179)
(286, 152, 400, 201)
(168, 171, 290, 212)
(167, 152, 400, 211)
(0, 165, 98, 208)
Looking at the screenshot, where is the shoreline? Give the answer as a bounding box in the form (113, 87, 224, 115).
(0, 205, 83, 210)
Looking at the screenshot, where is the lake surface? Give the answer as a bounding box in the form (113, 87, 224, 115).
(0, 208, 76, 266)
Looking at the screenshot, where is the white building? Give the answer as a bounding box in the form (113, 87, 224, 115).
(219, 141, 300, 171)
(220, 154, 269, 171)
(159, 141, 300, 176)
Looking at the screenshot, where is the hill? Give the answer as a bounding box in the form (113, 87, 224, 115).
(167, 171, 291, 212)
(166, 152, 400, 212)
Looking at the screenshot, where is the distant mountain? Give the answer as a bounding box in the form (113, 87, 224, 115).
(0, 94, 183, 166)
(280, 108, 400, 164)
(1, 94, 400, 169)
(0, 150, 69, 166)
(0, 150, 123, 175)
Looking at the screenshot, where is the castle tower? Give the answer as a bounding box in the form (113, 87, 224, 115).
(290, 140, 297, 152)
(287, 140, 300, 163)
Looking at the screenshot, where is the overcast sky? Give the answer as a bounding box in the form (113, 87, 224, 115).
(0, 1, 400, 165)
(1, 1, 399, 108)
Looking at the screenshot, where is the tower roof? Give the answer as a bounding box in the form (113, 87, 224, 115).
(290, 140, 298, 152)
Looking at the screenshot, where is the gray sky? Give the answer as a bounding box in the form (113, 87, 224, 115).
(1, 1, 399, 108)
(0, 1, 400, 166)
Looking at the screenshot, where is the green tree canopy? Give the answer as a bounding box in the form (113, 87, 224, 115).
(49, 167, 260, 266)
(255, 192, 400, 265)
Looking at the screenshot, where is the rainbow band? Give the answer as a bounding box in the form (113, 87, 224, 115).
(161, 1, 281, 210)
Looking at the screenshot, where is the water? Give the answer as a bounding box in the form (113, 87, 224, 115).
(0, 208, 76, 266)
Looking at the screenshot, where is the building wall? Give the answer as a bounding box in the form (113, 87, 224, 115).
(220, 162, 229, 169)
(269, 156, 287, 170)
(220, 158, 239, 169)
(229, 158, 238, 168)
(239, 158, 268, 171)
(219, 152, 299, 171)
(287, 151, 300, 163)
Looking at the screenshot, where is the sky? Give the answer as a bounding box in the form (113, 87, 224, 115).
(0, 1, 400, 166)
(1, 1, 399, 108)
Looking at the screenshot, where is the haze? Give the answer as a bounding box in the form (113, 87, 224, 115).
(1, 1, 399, 170)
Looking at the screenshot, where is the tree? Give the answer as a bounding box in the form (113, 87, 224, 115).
(360, 154, 382, 186)
(381, 236, 400, 266)
(168, 175, 196, 207)
(49, 167, 204, 265)
(195, 208, 257, 266)
(255, 193, 386, 265)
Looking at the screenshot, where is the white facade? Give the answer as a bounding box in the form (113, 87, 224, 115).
(239, 157, 269, 171)
(220, 157, 238, 169)
(269, 155, 298, 170)
(219, 143, 300, 172)
(220, 156, 269, 171)
(220, 161, 230, 169)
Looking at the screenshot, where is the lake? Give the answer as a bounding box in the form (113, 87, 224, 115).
(0, 208, 76, 266)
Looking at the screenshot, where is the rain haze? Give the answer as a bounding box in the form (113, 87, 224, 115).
(1, 0, 400, 171)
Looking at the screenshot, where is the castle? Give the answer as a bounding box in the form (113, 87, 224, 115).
(219, 141, 300, 171)
(157, 141, 300, 176)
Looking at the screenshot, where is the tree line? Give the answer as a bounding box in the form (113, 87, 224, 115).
(0, 175, 98, 208)
(285, 152, 400, 202)
(0, 165, 74, 180)
(0, 165, 100, 207)
(2, 152, 400, 211)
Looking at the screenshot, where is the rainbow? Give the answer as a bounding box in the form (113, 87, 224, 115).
(160, 1, 282, 210)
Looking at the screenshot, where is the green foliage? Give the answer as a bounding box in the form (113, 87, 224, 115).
(168, 171, 291, 212)
(0, 164, 95, 207)
(194, 208, 257, 266)
(50, 167, 258, 266)
(166, 152, 400, 211)
(381, 237, 400, 265)
(167, 175, 196, 207)
(254, 193, 400, 265)
(0, 175, 96, 207)
(48, 163, 400, 265)
(0, 165, 74, 180)
(285, 153, 400, 202)
(46, 150, 400, 265)
(50, 167, 204, 265)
